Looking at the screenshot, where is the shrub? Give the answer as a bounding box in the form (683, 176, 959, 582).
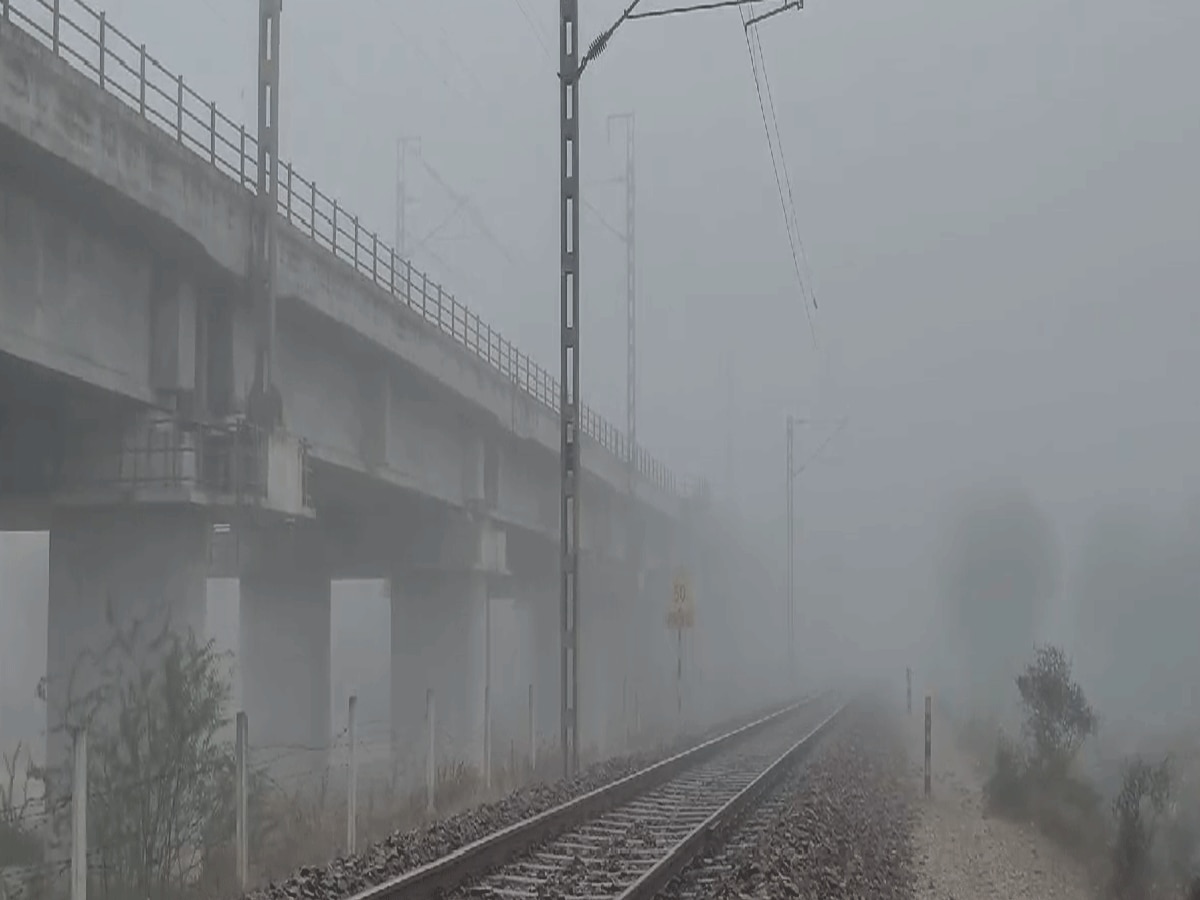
(0, 742, 41, 868)
(1016, 644, 1096, 778)
(984, 644, 1102, 857)
(35, 613, 241, 898)
(983, 731, 1028, 815)
(1110, 756, 1171, 900)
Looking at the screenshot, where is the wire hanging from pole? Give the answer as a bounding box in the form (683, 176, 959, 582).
(739, 3, 818, 349)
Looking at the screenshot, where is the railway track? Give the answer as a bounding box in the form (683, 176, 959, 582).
(664, 757, 813, 900)
(347, 694, 845, 900)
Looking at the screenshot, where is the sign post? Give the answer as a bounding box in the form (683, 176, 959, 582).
(668, 569, 695, 730)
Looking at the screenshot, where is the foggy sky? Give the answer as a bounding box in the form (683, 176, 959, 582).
(18, 0, 1200, 651)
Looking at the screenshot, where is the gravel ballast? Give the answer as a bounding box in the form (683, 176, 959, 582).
(664, 698, 918, 900)
(903, 706, 1094, 900)
(242, 706, 792, 900)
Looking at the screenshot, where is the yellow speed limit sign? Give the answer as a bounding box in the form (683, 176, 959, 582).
(668, 569, 695, 629)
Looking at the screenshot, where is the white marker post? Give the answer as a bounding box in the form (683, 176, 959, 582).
(70, 729, 87, 900)
(235, 711, 248, 890)
(528, 682, 536, 775)
(425, 688, 436, 815)
(347, 694, 358, 854)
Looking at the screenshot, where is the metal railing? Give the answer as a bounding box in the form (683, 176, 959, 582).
(57, 416, 314, 509)
(0, 0, 692, 499)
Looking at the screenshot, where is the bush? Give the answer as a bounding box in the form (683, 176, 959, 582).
(1016, 644, 1096, 777)
(983, 731, 1028, 816)
(982, 645, 1200, 898)
(35, 613, 242, 898)
(983, 644, 1102, 855)
(0, 742, 41, 868)
(1110, 756, 1172, 899)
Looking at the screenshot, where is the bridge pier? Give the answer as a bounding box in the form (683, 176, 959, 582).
(238, 528, 332, 784)
(388, 513, 507, 786)
(574, 558, 627, 761)
(389, 568, 488, 783)
(520, 573, 560, 765)
(623, 563, 659, 746)
(638, 560, 676, 737)
(43, 506, 209, 811)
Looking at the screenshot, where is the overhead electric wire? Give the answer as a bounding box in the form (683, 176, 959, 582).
(416, 153, 526, 270)
(628, 0, 762, 20)
(749, 23, 819, 317)
(743, 14, 815, 335)
(582, 197, 628, 245)
(791, 418, 847, 478)
(511, 0, 554, 61)
(750, 22, 811, 308)
(739, 3, 818, 348)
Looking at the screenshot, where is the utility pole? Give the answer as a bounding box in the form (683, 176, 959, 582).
(558, 0, 801, 780)
(248, 0, 282, 428)
(606, 112, 636, 481)
(607, 110, 639, 758)
(395, 136, 420, 258)
(786, 414, 796, 683)
(784, 414, 847, 687)
(724, 350, 735, 506)
(559, 0, 582, 779)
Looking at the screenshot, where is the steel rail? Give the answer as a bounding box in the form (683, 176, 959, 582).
(615, 701, 846, 900)
(346, 695, 826, 900)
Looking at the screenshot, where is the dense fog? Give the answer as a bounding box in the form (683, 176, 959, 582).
(1, 0, 1198, 802)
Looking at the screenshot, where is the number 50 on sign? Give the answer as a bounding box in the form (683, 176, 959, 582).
(668, 570, 695, 629)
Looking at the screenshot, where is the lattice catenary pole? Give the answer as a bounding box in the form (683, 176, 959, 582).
(559, 0, 582, 778)
(250, 0, 282, 427)
(786, 414, 795, 683)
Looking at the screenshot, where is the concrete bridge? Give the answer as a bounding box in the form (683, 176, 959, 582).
(0, 0, 773, 789)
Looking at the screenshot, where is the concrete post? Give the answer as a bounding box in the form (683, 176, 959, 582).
(483, 591, 492, 792)
(924, 694, 932, 797)
(70, 728, 86, 900)
(235, 711, 248, 890)
(425, 688, 436, 814)
(347, 694, 357, 854)
(527, 682, 536, 774)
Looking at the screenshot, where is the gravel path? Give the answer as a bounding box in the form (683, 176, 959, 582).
(241, 708, 784, 900)
(905, 704, 1095, 900)
(661, 698, 917, 900)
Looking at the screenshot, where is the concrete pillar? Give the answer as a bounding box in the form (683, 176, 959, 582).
(578, 558, 629, 759)
(624, 564, 658, 745)
(239, 530, 332, 780)
(521, 573, 560, 764)
(640, 560, 675, 735)
(389, 569, 487, 781)
(45, 508, 209, 805)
